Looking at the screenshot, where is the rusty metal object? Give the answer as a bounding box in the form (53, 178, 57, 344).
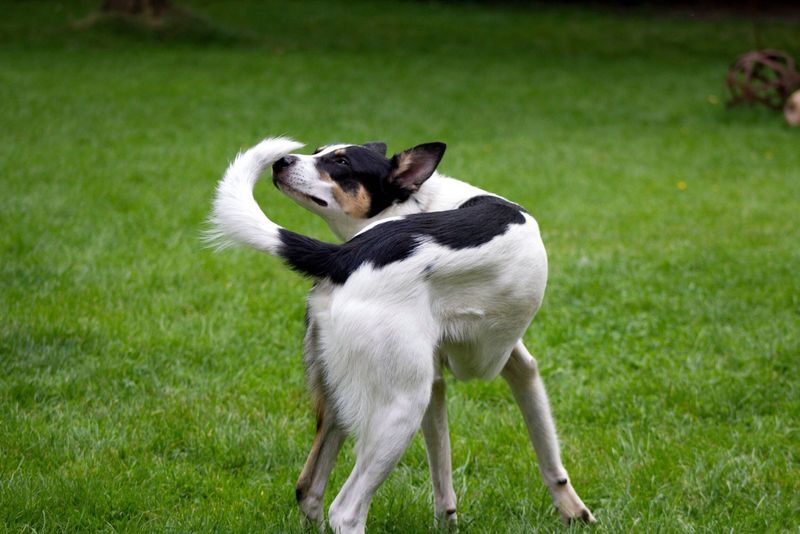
(727, 49, 800, 110)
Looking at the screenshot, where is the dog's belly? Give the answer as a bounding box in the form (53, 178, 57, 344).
(436, 288, 542, 381)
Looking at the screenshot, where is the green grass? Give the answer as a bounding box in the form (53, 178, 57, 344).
(2, 1, 799, 532)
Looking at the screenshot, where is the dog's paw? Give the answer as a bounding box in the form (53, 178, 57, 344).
(299, 512, 325, 533)
(561, 506, 596, 526)
(297, 494, 325, 532)
(434, 508, 458, 531)
(550, 480, 596, 525)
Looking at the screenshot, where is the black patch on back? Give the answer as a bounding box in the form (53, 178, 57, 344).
(278, 195, 526, 284)
(314, 146, 407, 217)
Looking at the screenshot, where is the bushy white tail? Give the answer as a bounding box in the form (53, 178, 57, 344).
(206, 137, 304, 254)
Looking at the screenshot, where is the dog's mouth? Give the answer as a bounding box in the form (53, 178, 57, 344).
(273, 176, 329, 208)
(306, 195, 328, 207)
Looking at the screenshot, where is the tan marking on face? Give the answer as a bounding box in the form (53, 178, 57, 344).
(332, 183, 371, 218)
(318, 171, 333, 183)
(335, 149, 347, 156)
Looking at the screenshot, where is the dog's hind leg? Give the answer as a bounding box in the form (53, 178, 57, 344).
(327, 334, 434, 534)
(421, 363, 457, 528)
(296, 310, 347, 529)
(296, 397, 346, 530)
(501, 340, 596, 524)
(328, 391, 432, 534)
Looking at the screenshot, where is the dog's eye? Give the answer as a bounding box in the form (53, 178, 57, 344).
(334, 158, 349, 167)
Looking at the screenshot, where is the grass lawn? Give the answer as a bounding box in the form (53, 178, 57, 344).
(1, 1, 799, 532)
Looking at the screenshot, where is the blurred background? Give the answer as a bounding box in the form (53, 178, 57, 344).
(1, 1, 798, 532)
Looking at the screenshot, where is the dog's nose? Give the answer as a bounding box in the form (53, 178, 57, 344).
(273, 156, 296, 172)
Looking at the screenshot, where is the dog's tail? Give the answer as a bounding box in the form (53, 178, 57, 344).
(206, 137, 342, 280)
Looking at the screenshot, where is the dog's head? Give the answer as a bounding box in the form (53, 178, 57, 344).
(271, 141, 446, 225)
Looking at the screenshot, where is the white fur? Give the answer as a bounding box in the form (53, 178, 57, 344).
(209, 138, 595, 533)
(205, 137, 303, 253)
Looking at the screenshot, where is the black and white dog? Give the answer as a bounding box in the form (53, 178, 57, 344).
(208, 137, 595, 533)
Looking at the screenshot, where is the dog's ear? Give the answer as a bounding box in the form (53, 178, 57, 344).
(388, 142, 446, 192)
(362, 142, 387, 156)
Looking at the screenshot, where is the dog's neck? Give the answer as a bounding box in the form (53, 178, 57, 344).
(324, 174, 490, 241)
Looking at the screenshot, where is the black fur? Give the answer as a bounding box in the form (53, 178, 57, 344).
(313, 145, 402, 217)
(278, 195, 526, 284)
(362, 142, 387, 156)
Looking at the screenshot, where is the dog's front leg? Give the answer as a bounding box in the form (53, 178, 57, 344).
(501, 340, 596, 524)
(421, 367, 457, 529)
(296, 400, 346, 530)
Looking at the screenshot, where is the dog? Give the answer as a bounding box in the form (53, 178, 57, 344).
(208, 137, 595, 533)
